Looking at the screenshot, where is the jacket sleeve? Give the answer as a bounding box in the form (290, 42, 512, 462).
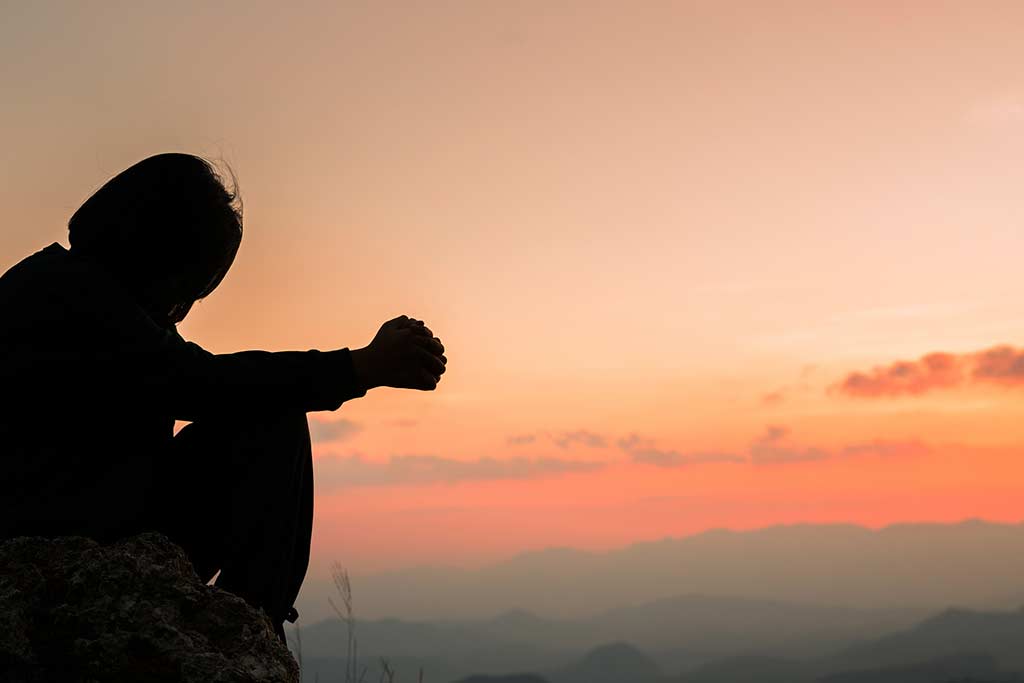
(0, 253, 368, 420)
(2, 327, 368, 421)
(125, 326, 370, 419)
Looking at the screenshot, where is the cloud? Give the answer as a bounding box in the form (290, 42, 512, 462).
(972, 345, 1024, 383)
(386, 418, 419, 428)
(631, 448, 744, 467)
(314, 454, 605, 490)
(619, 427, 928, 468)
(835, 344, 1024, 398)
(836, 352, 962, 397)
(838, 439, 930, 459)
(506, 430, 607, 448)
(308, 418, 363, 443)
(552, 430, 607, 449)
(750, 426, 928, 465)
(618, 432, 743, 468)
(749, 425, 829, 464)
(761, 366, 819, 407)
(617, 433, 650, 452)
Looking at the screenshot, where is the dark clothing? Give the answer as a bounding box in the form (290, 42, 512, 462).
(0, 241, 366, 634)
(154, 411, 315, 641)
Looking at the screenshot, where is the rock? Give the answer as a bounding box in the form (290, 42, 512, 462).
(0, 531, 299, 682)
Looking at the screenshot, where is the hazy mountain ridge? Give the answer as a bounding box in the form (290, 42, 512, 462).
(297, 604, 1024, 682)
(556, 642, 662, 683)
(292, 594, 924, 662)
(817, 654, 1014, 683)
(678, 607, 1024, 683)
(289, 520, 1024, 682)
(295, 519, 1024, 622)
(830, 606, 1024, 670)
(291, 604, 1024, 682)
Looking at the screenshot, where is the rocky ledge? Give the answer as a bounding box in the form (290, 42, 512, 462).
(0, 531, 298, 682)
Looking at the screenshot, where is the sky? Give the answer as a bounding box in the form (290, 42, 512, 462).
(2, 1, 1024, 589)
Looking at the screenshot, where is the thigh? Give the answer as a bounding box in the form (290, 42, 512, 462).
(148, 412, 312, 581)
(147, 421, 235, 582)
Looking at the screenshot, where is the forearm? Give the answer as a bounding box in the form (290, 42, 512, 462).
(348, 346, 381, 393)
(1, 343, 368, 421)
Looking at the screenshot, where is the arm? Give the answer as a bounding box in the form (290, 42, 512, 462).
(1, 329, 367, 422)
(0, 247, 444, 420)
(133, 327, 371, 419)
(1, 315, 445, 422)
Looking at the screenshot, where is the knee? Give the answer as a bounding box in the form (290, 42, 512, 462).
(252, 410, 310, 435)
(183, 410, 311, 460)
(241, 411, 311, 452)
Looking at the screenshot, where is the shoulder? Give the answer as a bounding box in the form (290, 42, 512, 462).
(0, 242, 162, 345)
(0, 241, 66, 282)
(0, 242, 75, 313)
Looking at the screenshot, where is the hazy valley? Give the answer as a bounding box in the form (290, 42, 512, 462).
(287, 519, 1024, 682)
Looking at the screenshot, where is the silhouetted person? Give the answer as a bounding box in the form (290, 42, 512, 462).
(0, 153, 447, 643)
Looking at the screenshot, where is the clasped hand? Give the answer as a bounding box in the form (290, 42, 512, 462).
(350, 315, 447, 391)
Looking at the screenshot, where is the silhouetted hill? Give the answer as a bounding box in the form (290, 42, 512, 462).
(818, 654, 1009, 683)
(678, 655, 807, 683)
(592, 595, 916, 656)
(674, 606, 1024, 683)
(296, 520, 1024, 622)
(831, 606, 1024, 671)
(296, 605, 1024, 683)
(453, 676, 551, 683)
(294, 617, 564, 683)
(557, 642, 662, 683)
(291, 594, 922, 665)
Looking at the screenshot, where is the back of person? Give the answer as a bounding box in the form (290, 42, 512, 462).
(0, 241, 171, 542)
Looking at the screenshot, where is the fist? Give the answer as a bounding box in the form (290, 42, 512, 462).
(355, 315, 447, 391)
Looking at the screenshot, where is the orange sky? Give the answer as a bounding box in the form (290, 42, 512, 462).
(2, 1, 1024, 580)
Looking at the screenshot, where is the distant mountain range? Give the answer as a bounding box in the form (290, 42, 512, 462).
(296, 605, 1024, 683)
(294, 519, 1024, 623)
(679, 606, 1024, 683)
(292, 594, 922, 664)
(289, 519, 1024, 682)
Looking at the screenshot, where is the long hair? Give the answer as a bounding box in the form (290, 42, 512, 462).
(68, 153, 243, 318)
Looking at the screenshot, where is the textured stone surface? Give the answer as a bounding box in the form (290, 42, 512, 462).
(0, 532, 298, 682)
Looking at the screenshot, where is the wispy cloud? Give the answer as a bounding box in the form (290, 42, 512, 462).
(618, 433, 744, 468)
(314, 453, 605, 490)
(552, 430, 607, 449)
(749, 425, 828, 464)
(308, 417, 363, 443)
(749, 426, 928, 466)
(837, 440, 930, 459)
(507, 430, 607, 448)
(760, 365, 819, 407)
(632, 448, 744, 467)
(616, 433, 649, 452)
(619, 428, 927, 468)
(834, 344, 1024, 398)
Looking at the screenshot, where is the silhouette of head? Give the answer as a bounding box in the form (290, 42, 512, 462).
(68, 153, 243, 327)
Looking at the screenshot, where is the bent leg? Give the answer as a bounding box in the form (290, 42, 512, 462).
(147, 411, 314, 635)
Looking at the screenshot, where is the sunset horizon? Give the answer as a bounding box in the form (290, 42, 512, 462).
(5, 1, 1024, 577)
(4, 3, 1024, 678)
